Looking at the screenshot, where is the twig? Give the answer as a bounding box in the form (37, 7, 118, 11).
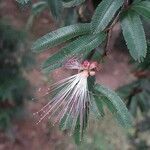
(103, 0, 132, 57)
(124, 0, 129, 8)
(88, 0, 131, 61)
(103, 11, 121, 57)
(134, 70, 150, 78)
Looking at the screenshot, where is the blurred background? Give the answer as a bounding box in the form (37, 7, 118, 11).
(0, 0, 149, 150)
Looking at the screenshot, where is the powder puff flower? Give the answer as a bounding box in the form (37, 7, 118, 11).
(33, 58, 100, 137)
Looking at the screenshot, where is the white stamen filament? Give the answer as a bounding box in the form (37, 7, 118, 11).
(34, 58, 100, 139)
(34, 71, 90, 136)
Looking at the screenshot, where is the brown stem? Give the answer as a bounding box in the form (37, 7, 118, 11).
(87, 0, 94, 13)
(87, 1, 129, 61)
(124, 0, 133, 9)
(124, 0, 129, 8)
(133, 70, 150, 78)
(104, 11, 121, 57)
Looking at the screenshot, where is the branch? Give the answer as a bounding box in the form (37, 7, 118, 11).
(104, 11, 121, 57)
(124, 0, 129, 8)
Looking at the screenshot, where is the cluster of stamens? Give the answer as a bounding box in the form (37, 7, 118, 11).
(33, 59, 101, 138)
(80, 60, 100, 77)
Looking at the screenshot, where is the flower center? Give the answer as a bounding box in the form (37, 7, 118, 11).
(81, 60, 99, 76)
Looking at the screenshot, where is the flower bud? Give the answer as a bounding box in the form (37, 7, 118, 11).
(82, 60, 90, 69)
(89, 71, 96, 76)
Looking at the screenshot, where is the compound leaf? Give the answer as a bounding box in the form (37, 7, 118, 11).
(42, 32, 106, 73)
(95, 84, 133, 128)
(32, 1, 47, 16)
(16, 0, 30, 4)
(91, 0, 123, 33)
(32, 23, 91, 52)
(131, 1, 150, 20)
(121, 10, 147, 61)
(62, 0, 85, 7)
(47, 0, 63, 19)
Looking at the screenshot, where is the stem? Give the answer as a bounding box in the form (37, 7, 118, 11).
(124, 0, 129, 8)
(134, 70, 150, 78)
(104, 11, 121, 57)
(124, 0, 133, 9)
(87, 0, 131, 62)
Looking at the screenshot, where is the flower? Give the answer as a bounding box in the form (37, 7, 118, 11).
(34, 59, 99, 136)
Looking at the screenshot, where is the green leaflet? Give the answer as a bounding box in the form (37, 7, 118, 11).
(42, 32, 106, 73)
(137, 92, 149, 113)
(32, 23, 91, 52)
(129, 96, 138, 118)
(59, 114, 73, 131)
(131, 1, 150, 20)
(46, 0, 63, 19)
(137, 44, 150, 70)
(73, 109, 89, 144)
(26, 1, 48, 30)
(121, 10, 147, 62)
(92, 95, 105, 118)
(32, 1, 47, 16)
(91, 0, 123, 33)
(133, 0, 142, 4)
(73, 119, 81, 145)
(16, 0, 30, 4)
(63, 8, 77, 26)
(95, 84, 133, 128)
(117, 78, 150, 118)
(62, 0, 85, 7)
(87, 76, 105, 118)
(117, 81, 139, 99)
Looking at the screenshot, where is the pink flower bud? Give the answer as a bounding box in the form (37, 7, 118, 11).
(89, 71, 96, 76)
(82, 60, 90, 69)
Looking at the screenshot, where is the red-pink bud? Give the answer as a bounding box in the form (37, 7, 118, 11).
(82, 60, 90, 69)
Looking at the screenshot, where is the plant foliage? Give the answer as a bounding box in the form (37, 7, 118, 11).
(32, 23, 91, 52)
(0, 21, 32, 129)
(16, 0, 30, 4)
(121, 10, 147, 61)
(91, 0, 124, 33)
(117, 43, 150, 118)
(132, 1, 150, 20)
(62, 0, 85, 7)
(30, 0, 150, 142)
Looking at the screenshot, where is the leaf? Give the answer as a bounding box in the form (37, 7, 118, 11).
(62, 0, 85, 7)
(121, 10, 147, 61)
(26, 1, 48, 30)
(46, 0, 63, 19)
(32, 23, 91, 52)
(137, 92, 149, 113)
(59, 114, 73, 130)
(87, 77, 105, 118)
(42, 32, 106, 73)
(32, 1, 47, 16)
(142, 91, 150, 109)
(87, 76, 95, 92)
(63, 8, 77, 25)
(91, 0, 123, 33)
(131, 1, 150, 20)
(73, 105, 89, 144)
(73, 119, 81, 145)
(16, 0, 30, 4)
(133, 0, 142, 4)
(92, 95, 105, 117)
(95, 84, 133, 128)
(129, 96, 138, 117)
(117, 81, 139, 99)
